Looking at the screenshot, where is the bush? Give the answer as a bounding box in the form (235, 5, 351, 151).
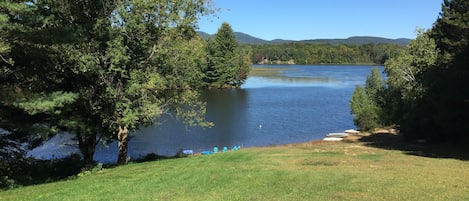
(0, 153, 84, 190)
(350, 69, 384, 132)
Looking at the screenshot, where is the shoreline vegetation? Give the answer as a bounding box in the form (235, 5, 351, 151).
(255, 60, 379, 66)
(1, 131, 468, 200)
(247, 43, 403, 65)
(248, 67, 289, 77)
(248, 64, 381, 77)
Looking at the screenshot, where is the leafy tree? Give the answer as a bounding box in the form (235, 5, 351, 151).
(350, 68, 384, 132)
(1, 0, 215, 166)
(383, 30, 439, 138)
(365, 68, 385, 106)
(206, 22, 250, 88)
(106, 0, 213, 165)
(350, 86, 381, 131)
(379, 0, 468, 143)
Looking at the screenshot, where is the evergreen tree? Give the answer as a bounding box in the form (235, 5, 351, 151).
(427, 0, 469, 142)
(206, 22, 250, 88)
(0, 1, 85, 185)
(0, 0, 82, 146)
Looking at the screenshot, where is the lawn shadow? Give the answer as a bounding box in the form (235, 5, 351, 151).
(353, 131, 469, 161)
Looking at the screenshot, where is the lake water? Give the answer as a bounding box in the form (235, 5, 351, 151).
(29, 65, 381, 163)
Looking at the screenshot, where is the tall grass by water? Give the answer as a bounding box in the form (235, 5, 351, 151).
(1, 133, 468, 201)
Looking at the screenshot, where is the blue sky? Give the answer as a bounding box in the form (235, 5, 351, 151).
(197, 0, 443, 40)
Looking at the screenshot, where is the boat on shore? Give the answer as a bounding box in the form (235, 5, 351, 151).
(326, 132, 349, 138)
(344, 129, 360, 134)
(323, 137, 344, 141)
(323, 129, 359, 141)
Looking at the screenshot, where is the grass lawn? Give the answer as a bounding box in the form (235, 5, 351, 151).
(1, 133, 468, 201)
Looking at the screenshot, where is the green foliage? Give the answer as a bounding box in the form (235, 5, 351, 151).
(249, 43, 402, 65)
(383, 30, 439, 138)
(350, 67, 385, 132)
(205, 22, 251, 88)
(77, 163, 103, 178)
(425, 0, 469, 142)
(0, 153, 84, 190)
(370, 0, 469, 143)
(365, 68, 385, 105)
(431, 0, 469, 64)
(1, 0, 215, 166)
(350, 85, 382, 132)
(10, 92, 78, 115)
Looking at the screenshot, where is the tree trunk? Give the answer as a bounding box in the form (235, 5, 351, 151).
(117, 125, 129, 165)
(78, 132, 97, 169)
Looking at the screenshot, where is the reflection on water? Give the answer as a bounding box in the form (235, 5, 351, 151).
(29, 65, 382, 163)
(244, 65, 374, 89)
(243, 76, 339, 88)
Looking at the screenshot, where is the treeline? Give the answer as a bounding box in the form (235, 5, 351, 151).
(351, 0, 469, 144)
(246, 43, 404, 65)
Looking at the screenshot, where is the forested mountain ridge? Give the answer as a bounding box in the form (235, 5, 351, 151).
(198, 31, 411, 45)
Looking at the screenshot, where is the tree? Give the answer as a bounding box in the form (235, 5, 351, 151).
(206, 22, 250, 88)
(1, 0, 215, 166)
(431, 0, 469, 64)
(383, 30, 439, 138)
(427, 0, 469, 142)
(350, 68, 384, 132)
(365, 68, 385, 106)
(0, 1, 89, 184)
(106, 0, 214, 165)
(350, 86, 381, 132)
(372, 0, 469, 143)
(0, 0, 84, 146)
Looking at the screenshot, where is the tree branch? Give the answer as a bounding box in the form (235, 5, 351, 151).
(0, 54, 14, 66)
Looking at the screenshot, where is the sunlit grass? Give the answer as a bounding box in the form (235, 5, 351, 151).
(1, 139, 468, 200)
(248, 67, 290, 77)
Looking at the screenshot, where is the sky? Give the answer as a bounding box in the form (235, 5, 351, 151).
(197, 0, 443, 40)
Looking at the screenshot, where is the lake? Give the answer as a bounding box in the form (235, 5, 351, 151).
(29, 65, 381, 163)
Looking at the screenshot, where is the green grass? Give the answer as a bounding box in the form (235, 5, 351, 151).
(248, 67, 290, 77)
(1, 139, 468, 201)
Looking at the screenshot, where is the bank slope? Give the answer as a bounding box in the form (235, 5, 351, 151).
(1, 137, 468, 201)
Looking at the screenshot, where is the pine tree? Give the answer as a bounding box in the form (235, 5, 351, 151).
(206, 22, 250, 88)
(427, 0, 469, 142)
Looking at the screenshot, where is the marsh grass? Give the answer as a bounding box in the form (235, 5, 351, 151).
(1, 134, 468, 201)
(248, 67, 291, 77)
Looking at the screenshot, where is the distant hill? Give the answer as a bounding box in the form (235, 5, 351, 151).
(232, 32, 269, 44)
(197, 31, 411, 46)
(301, 36, 411, 46)
(198, 31, 269, 44)
(197, 31, 212, 40)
